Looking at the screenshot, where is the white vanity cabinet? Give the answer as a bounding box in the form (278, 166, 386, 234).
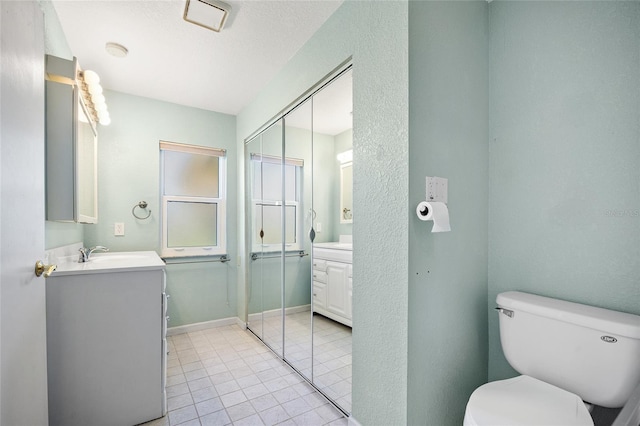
(313, 245, 352, 327)
(46, 252, 167, 426)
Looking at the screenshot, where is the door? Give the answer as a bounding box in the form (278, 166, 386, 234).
(0, 1, 49, 424)
(246, 121, 285, 357)
(283, 99, 313, 379)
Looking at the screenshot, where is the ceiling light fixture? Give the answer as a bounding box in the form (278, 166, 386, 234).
(183, 0, 231, 32)
(105, 42, 128, 58)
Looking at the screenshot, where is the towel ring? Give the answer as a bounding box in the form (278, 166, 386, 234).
(132, 201, 152, 220)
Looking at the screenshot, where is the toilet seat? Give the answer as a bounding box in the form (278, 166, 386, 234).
(463, 375, 594, 426)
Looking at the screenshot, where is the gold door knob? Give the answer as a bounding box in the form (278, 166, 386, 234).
(35, 261, 57, 278)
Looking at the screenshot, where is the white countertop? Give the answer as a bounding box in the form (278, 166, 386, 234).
(313, 242, 353, 251)
(50, 251, 165, 277)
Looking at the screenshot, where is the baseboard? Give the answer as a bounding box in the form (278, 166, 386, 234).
(263, 304, 311, 318)
(169, 305, 310, 335)
(236, 317, 247, 329)
(167, 316, 241, 336)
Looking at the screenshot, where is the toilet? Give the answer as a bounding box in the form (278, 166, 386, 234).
(464, 291, 640, 426)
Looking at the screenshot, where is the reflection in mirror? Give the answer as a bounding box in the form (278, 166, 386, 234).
(311, 68, 353, 413)
(282, 99, 313, 380)
(339, 161, 353, 223)
(77, 97, 98, 222)
(247, 121, 285, 357)
(244, 65, 353, 415)
(246, 134, 264, 341)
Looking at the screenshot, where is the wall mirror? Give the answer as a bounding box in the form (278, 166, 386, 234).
(339, 160, 353, 223)
(245, 64, 353, 415)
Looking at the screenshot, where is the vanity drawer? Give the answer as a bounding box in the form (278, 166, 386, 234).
(312, 259, 327, 271)
(312, 270, 327, 283)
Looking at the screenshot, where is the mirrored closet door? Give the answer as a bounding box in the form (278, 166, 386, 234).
(245, 66, 353, 415)
(247, 122, 285, 357)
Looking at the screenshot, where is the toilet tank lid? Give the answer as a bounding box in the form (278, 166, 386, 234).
(497, 291, 640, 339)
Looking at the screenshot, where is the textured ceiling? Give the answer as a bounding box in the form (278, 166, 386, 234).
(52, 0, 343, 115)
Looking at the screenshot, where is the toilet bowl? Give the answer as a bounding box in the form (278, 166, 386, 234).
(464, 375, 593, 426)
(463, 291, 640, 426)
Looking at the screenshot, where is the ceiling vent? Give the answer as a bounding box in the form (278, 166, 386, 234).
(183, 0, 231, 32)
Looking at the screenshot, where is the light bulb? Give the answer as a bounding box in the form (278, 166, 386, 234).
(92, 93, 106, 105)
(88, 84, 103, 96)
(99, 115, 111, 126)
(95, 102, 108, 112)
(83, 70, 100, 85)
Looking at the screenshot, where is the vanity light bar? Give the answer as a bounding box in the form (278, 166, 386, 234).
(77, 69, 110, 126)
(45, 55, 110, 126)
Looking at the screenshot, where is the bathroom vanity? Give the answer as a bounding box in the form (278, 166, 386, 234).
(312, 242, 352, 327)
(46, 251, 167, 426)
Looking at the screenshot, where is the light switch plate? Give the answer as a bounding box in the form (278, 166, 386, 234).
(426, 176, 448, 203)
(114, 222, 125, 236)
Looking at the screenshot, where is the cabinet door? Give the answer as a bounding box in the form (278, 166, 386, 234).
(326, 261, 349, 318)
(313, 282, 327, 310)
(347, 277, 353, 319)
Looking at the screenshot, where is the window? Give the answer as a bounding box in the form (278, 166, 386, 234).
(250, 153, 303, 253)
(160, 141, 226, 257)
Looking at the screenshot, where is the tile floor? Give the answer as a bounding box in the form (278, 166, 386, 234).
(258, 311, 352, 412)
(142, 324, 348, 426)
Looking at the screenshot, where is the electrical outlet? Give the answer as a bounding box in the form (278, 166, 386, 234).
(114, 222, 125, 236)
(316, 222, 322, 233)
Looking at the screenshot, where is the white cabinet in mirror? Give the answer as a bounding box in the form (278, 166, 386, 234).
(312, 240, 352, 327)
(45, 55, 98, 224)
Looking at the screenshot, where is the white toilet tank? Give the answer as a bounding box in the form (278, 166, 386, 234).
(497, 291, 640, 408)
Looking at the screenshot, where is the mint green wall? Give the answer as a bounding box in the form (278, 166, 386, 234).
(237, 2, 409, 423)
(38, 0, 71, 60)
(314, 130, 340, 243)
(39, 0, 85, 250)
(488, 1, 640, 380)
(408, 1, 489, 424)
(83, 90, 237, 327)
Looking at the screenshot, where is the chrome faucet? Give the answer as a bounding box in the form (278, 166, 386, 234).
(78, 246, 109, 263)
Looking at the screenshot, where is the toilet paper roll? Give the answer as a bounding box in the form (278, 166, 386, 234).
(416, 201, 451, 233)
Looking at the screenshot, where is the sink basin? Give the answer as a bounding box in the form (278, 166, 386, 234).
(52, 251, 165, 276)
(90, 254, 150, 262)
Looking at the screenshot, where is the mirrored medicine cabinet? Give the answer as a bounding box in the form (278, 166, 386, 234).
(245, 64, 353, 414)
(45, 55, 98, 224)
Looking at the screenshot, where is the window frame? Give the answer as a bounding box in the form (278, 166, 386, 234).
(250, 153, 303, 254)
(160, 141, 227, 258)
